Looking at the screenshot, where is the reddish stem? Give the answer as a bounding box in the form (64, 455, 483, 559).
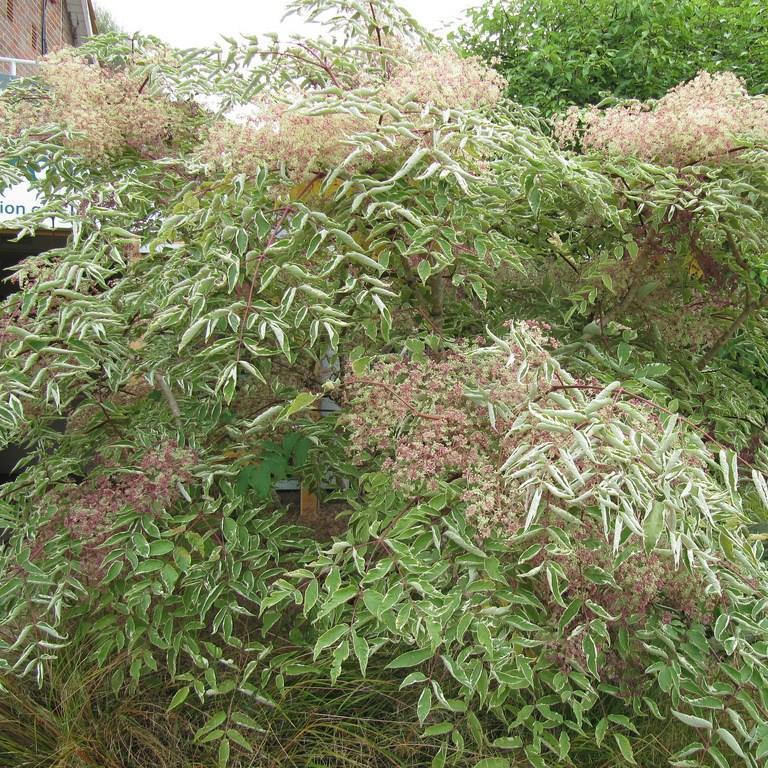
(235, 205, 293, 364)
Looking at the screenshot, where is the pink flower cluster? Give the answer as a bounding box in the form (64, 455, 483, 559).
(555, 71, 768, 167)
(3, 50, 184, 161)
(201, 47, 504, 183)
(31, 441, 197, 583)
(383, 47, 505, 110)
(538, 518, 716, 684)
(201, 99, 369, 182)
(342, 323, 555, 536)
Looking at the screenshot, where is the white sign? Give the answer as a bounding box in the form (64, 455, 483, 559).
(0, 180, 72, 229)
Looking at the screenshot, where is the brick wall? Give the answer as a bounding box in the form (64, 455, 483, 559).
(0, 0, 77, 76)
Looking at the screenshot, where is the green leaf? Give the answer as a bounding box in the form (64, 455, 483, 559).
(528, 187, 541, 215)
(671, 710, 712, 730)
(316, 586, 358, 617)
(235, 228, 248, 255)
(456, 613, 473, 642)
(400, 671, 428, 688)
(422, 722, 454, 737)
(351, 356, 370, 375)
(292, 436, 312, 466)
(251, 464, 272, 499)
(279, 392, 318, 422)
(195, 711, 227, 742)
(179, 318, 207, 352)
(351, 630, 370, 677)
(595, 715, 608, 747)
(135, 559, 164, 574)
(492, 737, 523, 749)
(386, 647, 434, 669)
(226, 728, 253, 752)
(148, 540, 174, 556)
(362, 590, 384, 616)
(707, 745, 731, 768)
(306, 231, 323, 259)
(716, 728, 745, 759)
(174, 546, 192, 571)
(218, 737, 230, 768)
(312, 624, 348, 660)
(168, 686, 189, 711)
(617, 342, 631, 366)
(231, 711, 266, 732)
(432, 743, 448, 768)
(160, 563, 179, 590)
(474, 760, 510, 768)
(713, 613, 730, 642)
(614, 733, 636, 765)
(417, 686, 432, 723)
(133, 533, 150, 557)
(643, 501, 664, 553)
(582, 634, 598, 677)
(558, 598, 582, 633)
(466, 711, 484, 747)
(475, 621, 493, 654)
(608, 714, 639, 735)
(303, 579, 319, 616)
(103, 560, 124, 584)
(222, 516, 238, 542)
(198, 728, 225, 744)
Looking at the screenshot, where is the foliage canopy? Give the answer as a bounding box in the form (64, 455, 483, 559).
(1, 1, 768, 766)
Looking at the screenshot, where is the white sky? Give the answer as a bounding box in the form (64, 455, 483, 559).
(93, 0, 480, 48)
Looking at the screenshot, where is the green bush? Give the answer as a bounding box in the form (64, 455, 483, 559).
(0, 1, 768, 766)
(454, 0, 768, 114)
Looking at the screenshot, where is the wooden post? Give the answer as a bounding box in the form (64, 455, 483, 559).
(300, 484, 320, 520)
(299, 399, 323, 523)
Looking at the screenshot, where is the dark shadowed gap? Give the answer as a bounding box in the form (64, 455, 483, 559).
(0, 230, 69, 483)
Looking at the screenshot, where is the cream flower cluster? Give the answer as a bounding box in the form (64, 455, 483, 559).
(383, 47, 505, 110)
(201, 99, 369, 182)
(556, 71, 768, 167)
(201, 47, 504, 183)
(3, 50, 183, 161)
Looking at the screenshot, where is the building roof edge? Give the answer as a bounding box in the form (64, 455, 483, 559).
(64, 0, 95, 46)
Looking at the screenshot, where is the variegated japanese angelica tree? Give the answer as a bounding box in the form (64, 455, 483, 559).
(1, 1, 768, 766)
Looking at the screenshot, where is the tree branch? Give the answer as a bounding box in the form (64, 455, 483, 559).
(155, 372, 182, 429)
(698, 292, 768, 369)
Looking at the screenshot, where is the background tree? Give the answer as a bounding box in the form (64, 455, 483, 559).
(454, 0, 768, 114)
(92, 3, 124, 35)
